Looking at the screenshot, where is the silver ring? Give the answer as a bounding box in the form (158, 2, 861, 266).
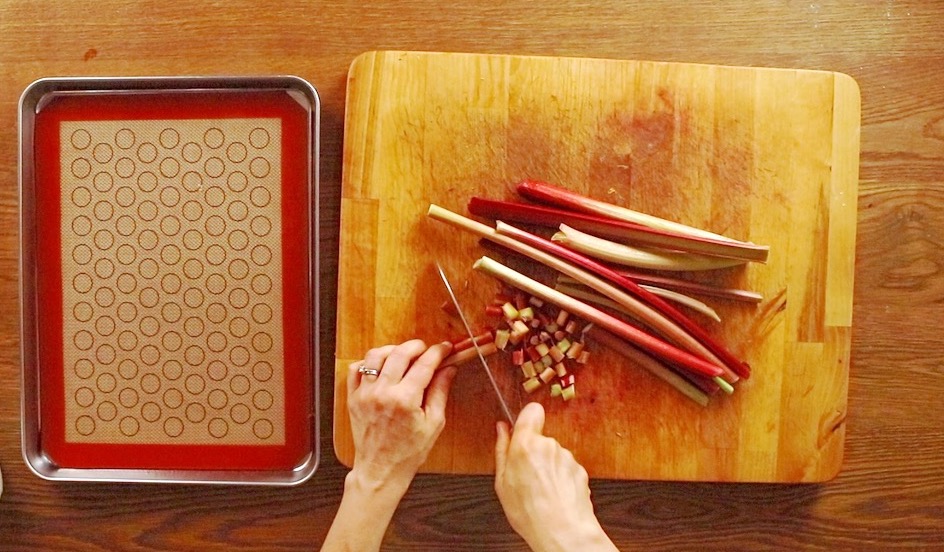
(358, 365, 380, 377)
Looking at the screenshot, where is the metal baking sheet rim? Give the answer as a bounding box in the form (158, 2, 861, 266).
(18, 76, 321, 485)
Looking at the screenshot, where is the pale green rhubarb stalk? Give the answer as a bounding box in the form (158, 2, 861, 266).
(603, 270, 763, 304)
(428, 205, 731, 380)
(555, 280, 720, 324)
(472, 256, 724, 379)
(553, 224, 747, 272)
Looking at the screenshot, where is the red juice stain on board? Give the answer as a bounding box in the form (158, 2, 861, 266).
(83, 48, 97, 61)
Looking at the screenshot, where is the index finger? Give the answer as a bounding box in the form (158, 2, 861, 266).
(399, 341, 453, 393)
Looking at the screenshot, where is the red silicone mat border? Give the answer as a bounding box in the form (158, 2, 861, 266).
(33, 90, 313, 471)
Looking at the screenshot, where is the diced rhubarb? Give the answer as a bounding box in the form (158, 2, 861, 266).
(473, 257, 724, 378)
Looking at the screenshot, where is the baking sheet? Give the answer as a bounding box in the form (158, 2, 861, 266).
(20, 77, 320, 484)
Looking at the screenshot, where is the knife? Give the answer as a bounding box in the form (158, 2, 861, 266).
(436, 262, 516, 425)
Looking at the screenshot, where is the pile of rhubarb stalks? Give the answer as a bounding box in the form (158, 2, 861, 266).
(430, 180, 769, 406)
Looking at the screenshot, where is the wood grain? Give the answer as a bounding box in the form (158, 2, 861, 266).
(334, 51, 857, 483)
(0, 0, 942, 550)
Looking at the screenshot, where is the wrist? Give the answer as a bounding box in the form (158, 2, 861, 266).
(523, 516, 616, 552)
(345, 465, 413, 502)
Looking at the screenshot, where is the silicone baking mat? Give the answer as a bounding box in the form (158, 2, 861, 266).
(31, 90, 313, 471)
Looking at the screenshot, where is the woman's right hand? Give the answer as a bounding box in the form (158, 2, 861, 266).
(494, 402, 619, 552)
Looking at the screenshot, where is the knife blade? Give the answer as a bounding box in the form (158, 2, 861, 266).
(436, 262, 516, 425)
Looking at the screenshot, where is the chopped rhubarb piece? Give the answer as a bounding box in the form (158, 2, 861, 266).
(501, 302, 519, 320)
(556, 309, 570, 326)
(518, 306, 535, 321)
(494, 329, 510, 350)
(511, 347, 524, 365)
(521, 360, 536, 378)
(557, 338, 571, 354)
(565, 320, 578, 334)
(485, 304, 504, 317)
(535, 343, 550, 357)
(550, 383, 563, 397)
(576, 350, 590, 364)
(522, 377, 542, 393)
(566, 341, 584, 359)
(561, 384, 576, 401)
(549, 345, 565, 363)
(560, 374, 575, 387)
(554, 362, 568, 377)
(526, 346, 541, 363)
(539, 366, 556, 383)
(528, 296, 545, 308)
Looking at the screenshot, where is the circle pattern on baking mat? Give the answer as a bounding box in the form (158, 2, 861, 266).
(59, 118, 286, 446)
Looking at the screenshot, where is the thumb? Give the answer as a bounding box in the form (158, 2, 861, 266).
(513, 402, 546, 436)
(494, 420, 511, 482)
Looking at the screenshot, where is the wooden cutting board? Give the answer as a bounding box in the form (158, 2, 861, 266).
(334, 51, 859, 482)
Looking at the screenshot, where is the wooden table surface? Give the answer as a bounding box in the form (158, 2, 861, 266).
(0, 1, 941, 550)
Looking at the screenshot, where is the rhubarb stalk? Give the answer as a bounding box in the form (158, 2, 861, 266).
(517, 179, 748, 244)
(555, 281, 720, 325)
(553, 224, 747, 272)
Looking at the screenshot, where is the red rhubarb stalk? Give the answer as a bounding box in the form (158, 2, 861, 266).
(468, 196, 769, 263)
(472, 257, 724, 378)
(517, 179, 750, 245)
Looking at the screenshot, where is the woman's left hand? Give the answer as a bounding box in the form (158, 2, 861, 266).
(347, 339, 457, 493)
